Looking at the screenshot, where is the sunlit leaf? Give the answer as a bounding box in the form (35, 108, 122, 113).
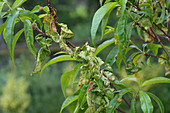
(147, 92, 164, 113)
(5, 9, 19, 67)
(12, 0, 27, 9)
(120, 77, 140, 85)
(146, 43, 160, 55)
(133, 54, 142, 65)
(60, 95, 79, 113)
(91, 2, 118, 47)
(24, 19, 37, 58)
(139, 91, 153, 113)
(142, 77, 170, 87)
(41, 55, 78, 74)
(95, 38, 115, 55)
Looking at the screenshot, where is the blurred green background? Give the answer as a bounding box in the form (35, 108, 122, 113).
(0, 0, 169, 113)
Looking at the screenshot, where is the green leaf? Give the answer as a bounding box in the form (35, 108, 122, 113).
(0, 22, 6, 34)
(120, 0, 127, 15)
(137, 8, 153, 18)
(101, 2, 119, 40)
(61, 70, 75, 98)
(105, 45, 119, 66)
(133, 54, 142, 65)
(12, 0, 27, 9)
(126, 22, 133, 40)
(78, 84, 88, 109)
(11, 29, 24, 67)
(147, 92, 164, 113)
(116, 52, 123, 70)
(142, 77, 170, 87)
(91, 2, 118, 47)
(146, 43, 160, 55)
(20, 10, 43, 27)
(157, 7, 165, 24)
(146, 57, 152, 68)
(139, 91, 153, 113)
(41, 55, 78, 74)
(5, 9, 19, 67)
(106, 95, 120, 113)
(99, 0, 103, 6)
(131, 98, 137, 113)
(30, 5, 41, 13)
(0, 1, 5, 12)
(120, 77, 140, 86)
(101, 11, 110, 40)
(24, 19, 37, 58)
(60, 95, 79, 113)
(71, 63, 81, 84)
(95, 38, 115, 55)
(117, 11, 127, 44)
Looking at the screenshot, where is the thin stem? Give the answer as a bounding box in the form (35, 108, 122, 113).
(66, 40, 76, 48)
(116, 108, 126, 113)
(144, 53, 169, 61)
(32, 25, 51, 37)
(153, 22, 170, 39)
(150, 27, 170, 58)
(157, 34, 170, 41)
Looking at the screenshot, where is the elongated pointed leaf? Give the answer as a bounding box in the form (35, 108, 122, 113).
(101, 2, 119, 40)
(105, 45, 118, 66)
(120, 0, 127, 15)
(147, 92, 164, 113)
(139, 91, 153, 113)
(12, 0, 27, 9)
(61, 70, 74, 98)
(91, 2, 118, 47)
(117, 11, 127, 44)
(60, 95, 79, 113)
(11, 29, 24, 67)
(95, 38, 115, 55)
(120, 77, 140, 85)
(5, 9, 19, 67)
(24, 19, 37, 58)
(131, 98, 137, 113)
(142, 77, 170, 87)
(41, 55, 78, 74)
